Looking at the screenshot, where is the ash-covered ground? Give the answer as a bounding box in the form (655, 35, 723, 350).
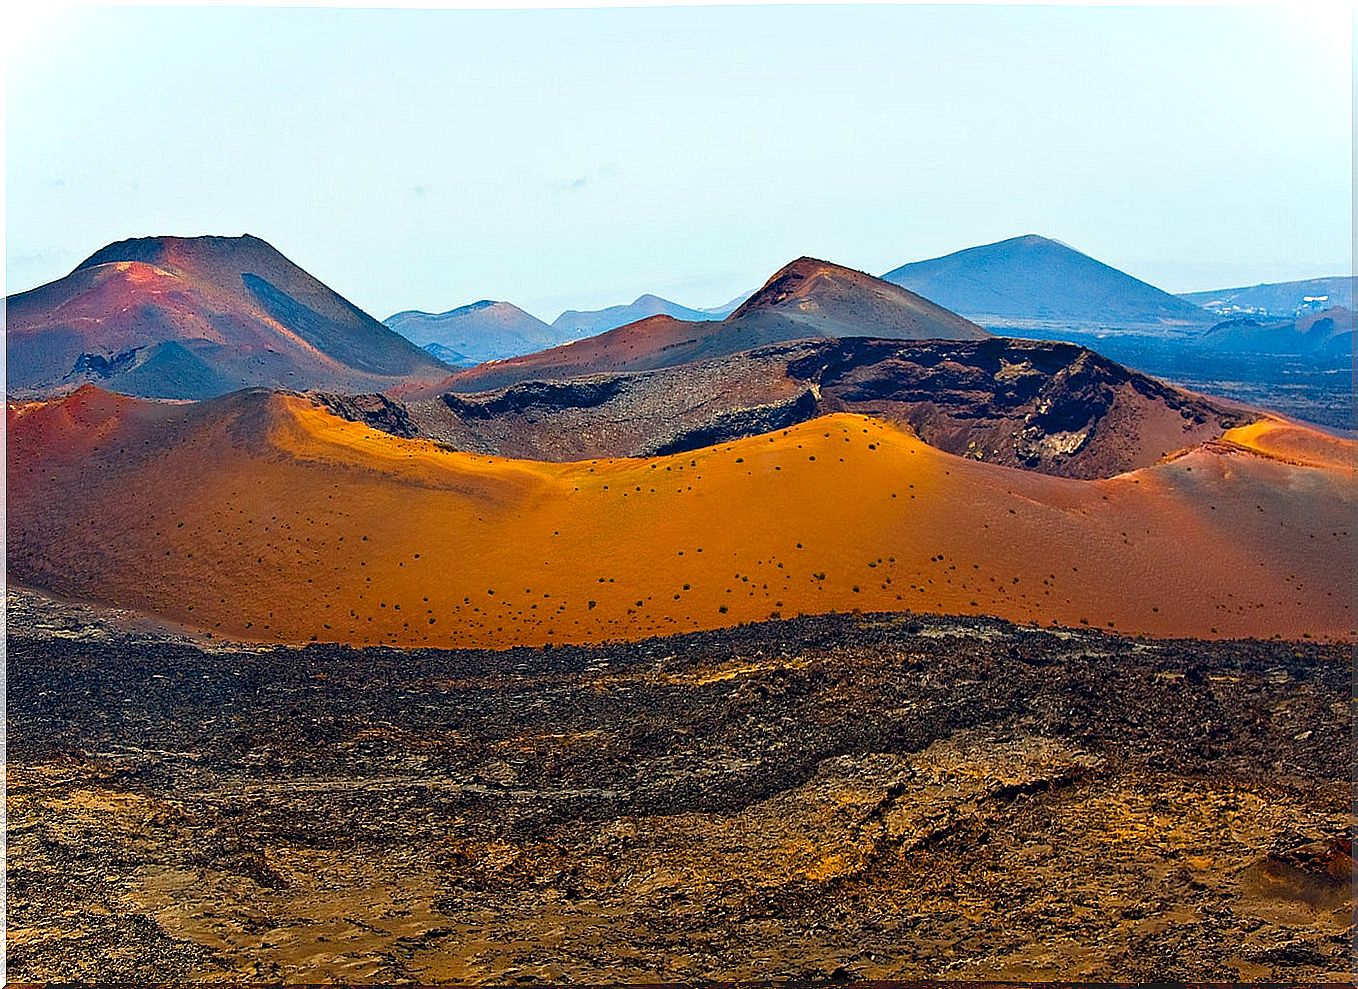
(6, 588, 1354, 982)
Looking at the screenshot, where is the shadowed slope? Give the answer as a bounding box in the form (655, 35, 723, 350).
(430, 258, 988, 394)
(6, 235, 450, 399)
(8, 386, 1352, 647)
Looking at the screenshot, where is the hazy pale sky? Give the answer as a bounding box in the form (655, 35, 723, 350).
(6, 4, 1352, 321)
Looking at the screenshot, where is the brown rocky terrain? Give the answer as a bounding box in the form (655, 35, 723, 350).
(308, 390, 421, 439)
(380, 336, 1249, 479)
(6, 587, 1352, 982)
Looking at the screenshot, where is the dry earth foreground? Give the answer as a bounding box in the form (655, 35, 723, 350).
(7, 384, 1355, 647)
(5, 588, 1353, 983)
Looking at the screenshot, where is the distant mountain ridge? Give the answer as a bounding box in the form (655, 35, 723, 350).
(1180, 277, 1354, 317)
(552, 294, 722, 338)
(702, 291, 752, 319)
(384, 299, 564, 366)
(1196, 306, 1353, 358)
(387, 291, 750, 364)
(6, 234, 451, 400)
(435, 256, 990, 394)
(883, 234, 1214, 331)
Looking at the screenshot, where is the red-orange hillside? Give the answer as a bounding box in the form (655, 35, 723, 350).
(7, 386, 1354, 647)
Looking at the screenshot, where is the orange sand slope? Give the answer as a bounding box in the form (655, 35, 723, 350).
(7, 386, 1354, 647)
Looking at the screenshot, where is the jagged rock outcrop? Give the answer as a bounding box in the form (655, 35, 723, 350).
(308, 392, 419, 438)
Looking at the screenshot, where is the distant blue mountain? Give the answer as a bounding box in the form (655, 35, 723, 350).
(1180, 276, 1354, 318)
(698, 291, 752, 319)
(386, 300, 563, 365)
(552, 294, 722, 338)
(422, 342, 477, 367)
(1196, 306, 1353, 358)
(883, 234, 1214, 332)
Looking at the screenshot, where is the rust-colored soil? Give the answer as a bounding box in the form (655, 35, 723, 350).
(7, 386, 1354, 647)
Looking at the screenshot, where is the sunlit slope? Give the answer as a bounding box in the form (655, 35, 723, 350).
(8, 387, 1353, 646)
(1223, 418, 1357, 471)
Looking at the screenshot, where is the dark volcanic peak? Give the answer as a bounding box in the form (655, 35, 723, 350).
(437, 256, 988, 395)
(730, 256, 991, 342)
(7, 234, 450, 400)
(78, 233, 271, 271)
(883, 234, 1215, 331)
(70, 234, 388, 331)
(403, 335, 1247, 478)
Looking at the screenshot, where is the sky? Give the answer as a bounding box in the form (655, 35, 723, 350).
(5, 3, 1353, 321)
